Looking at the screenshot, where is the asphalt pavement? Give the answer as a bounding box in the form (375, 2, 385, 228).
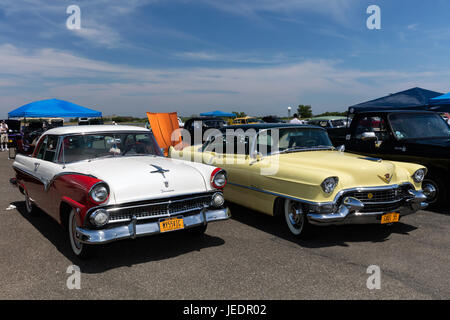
(0, 151, 448, 299)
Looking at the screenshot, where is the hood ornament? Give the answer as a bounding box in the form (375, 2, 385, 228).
(150, 164, 170, 188)
(378, 173, 392, 184)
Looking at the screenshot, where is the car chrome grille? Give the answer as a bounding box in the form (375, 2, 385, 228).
(341, 186, 410, 213)
(345, 189, 403, 203)
(107, 195, 212, 223)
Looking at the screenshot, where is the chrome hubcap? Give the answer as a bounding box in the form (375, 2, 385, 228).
(286, 201, 304, 232)
(25, 195, 32, 213)
(423, 181, 438, 203)
(71, 215, 82, 250)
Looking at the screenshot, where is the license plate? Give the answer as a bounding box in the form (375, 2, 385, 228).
(159, 216, 184, 232)
(381, 212, 400, 224)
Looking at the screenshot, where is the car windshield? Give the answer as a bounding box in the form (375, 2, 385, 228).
(331, 119, 347, 127)
(276, 128, 333, 152)
(389, 113, 450, 140)
(203, 120, 225, 127)
(60, 132, 163, 163)
(255, 128, 334, 155)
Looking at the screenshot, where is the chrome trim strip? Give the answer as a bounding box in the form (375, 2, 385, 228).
(47, 172, 97, 192)
(107, 207, 208, 224)
(227, 181, 416, 207)
(13, 166, 48, 188)
(227, 182, 334, 206)
(104, 194, 213, 213)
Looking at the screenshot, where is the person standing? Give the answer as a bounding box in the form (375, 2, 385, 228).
(289, 113, 303, 124)
(1, 120, 9, 151)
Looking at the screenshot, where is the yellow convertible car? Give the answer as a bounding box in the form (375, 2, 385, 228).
(170, 124, 428, 237)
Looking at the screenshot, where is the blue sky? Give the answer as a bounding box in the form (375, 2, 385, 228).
(1, 0, 450, 117)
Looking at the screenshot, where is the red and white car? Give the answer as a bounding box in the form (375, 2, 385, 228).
(11, 125, 230, 258)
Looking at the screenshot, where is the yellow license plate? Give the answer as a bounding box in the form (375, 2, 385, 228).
(159, 216, 184, 232)
(381, 212, 400, 224)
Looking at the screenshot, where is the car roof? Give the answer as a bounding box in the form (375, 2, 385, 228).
(43, 125, 149, 136)
(350, 109, 437, 115)
(220, 123, 323, 131)
(186, 117, 224, 120)
(309, 116, 347, 120)
(234, 116, 258, 120)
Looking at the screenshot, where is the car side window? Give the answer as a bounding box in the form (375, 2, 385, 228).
(35, 136, 48, 159)
(256, 131, 273, 155)
(204, 134, 226, 154)
(354, 116, 389, 141)
(43, 135, 59, 162)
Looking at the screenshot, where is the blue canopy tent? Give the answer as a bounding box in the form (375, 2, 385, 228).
(348, 87, 443, 113)
(429, 93, 450, 112)
(8, 98, 102, 118)
(199, 110, 236, 117)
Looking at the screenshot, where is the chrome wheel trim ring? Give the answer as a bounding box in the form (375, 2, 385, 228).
(69, 210, 83, 256)
(25, 193, 33, 214)
(284, 199, 304, 235)
(423, 180, 439, 204)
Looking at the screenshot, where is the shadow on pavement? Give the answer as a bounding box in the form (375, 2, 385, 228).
(12, 201, 226, 273)
(228, 203, 418, 249)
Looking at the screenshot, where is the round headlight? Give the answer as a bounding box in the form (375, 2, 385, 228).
(413, 169, 426, 183)
(211, 192, 225, 207)
(211, 169, 227, 189)
(321, 177, 339, 194)
(89, 209, 109, 227)
(89, 183, 109, 203)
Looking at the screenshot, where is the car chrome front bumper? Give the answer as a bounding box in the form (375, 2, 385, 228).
(307, 190, 428, 226)
(75, 207, 231, 244)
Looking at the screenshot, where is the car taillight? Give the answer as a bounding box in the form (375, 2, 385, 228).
(211, 168, 227, 189)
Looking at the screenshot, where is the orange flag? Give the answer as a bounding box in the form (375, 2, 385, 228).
(146, 112, 182, 156)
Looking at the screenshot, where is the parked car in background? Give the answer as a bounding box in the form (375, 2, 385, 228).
(10, 125, 230, 259)
(231, 116, 264, 125)
(262, 115, 286, 123)
(178, 117, 184, 128)
(334, 110, 450, 209)
(78, 117, 104, 125)
(184, 117, 227, 145)
(308, 116, 349, 129)
(170, 123, 428, 238)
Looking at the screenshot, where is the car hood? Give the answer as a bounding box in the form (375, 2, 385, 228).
(65, 156, 209, 204)
(271, 150, 415, 188)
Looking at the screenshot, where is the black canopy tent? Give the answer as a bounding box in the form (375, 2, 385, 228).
(348, 87, 444, 114)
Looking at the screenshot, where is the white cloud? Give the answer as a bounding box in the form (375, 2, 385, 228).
(1, 44, 449, 117)
(172, 51, 290, 64)
(194, 0, 358, 24)
(0, 0, 157, 48)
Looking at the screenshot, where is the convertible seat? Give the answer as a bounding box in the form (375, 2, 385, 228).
(146, 112, 182, 156)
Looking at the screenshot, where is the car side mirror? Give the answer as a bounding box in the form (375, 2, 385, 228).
(359, 132, 377, 141)
(251, 151, 263, 161)
(337, 145, 345, 152)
